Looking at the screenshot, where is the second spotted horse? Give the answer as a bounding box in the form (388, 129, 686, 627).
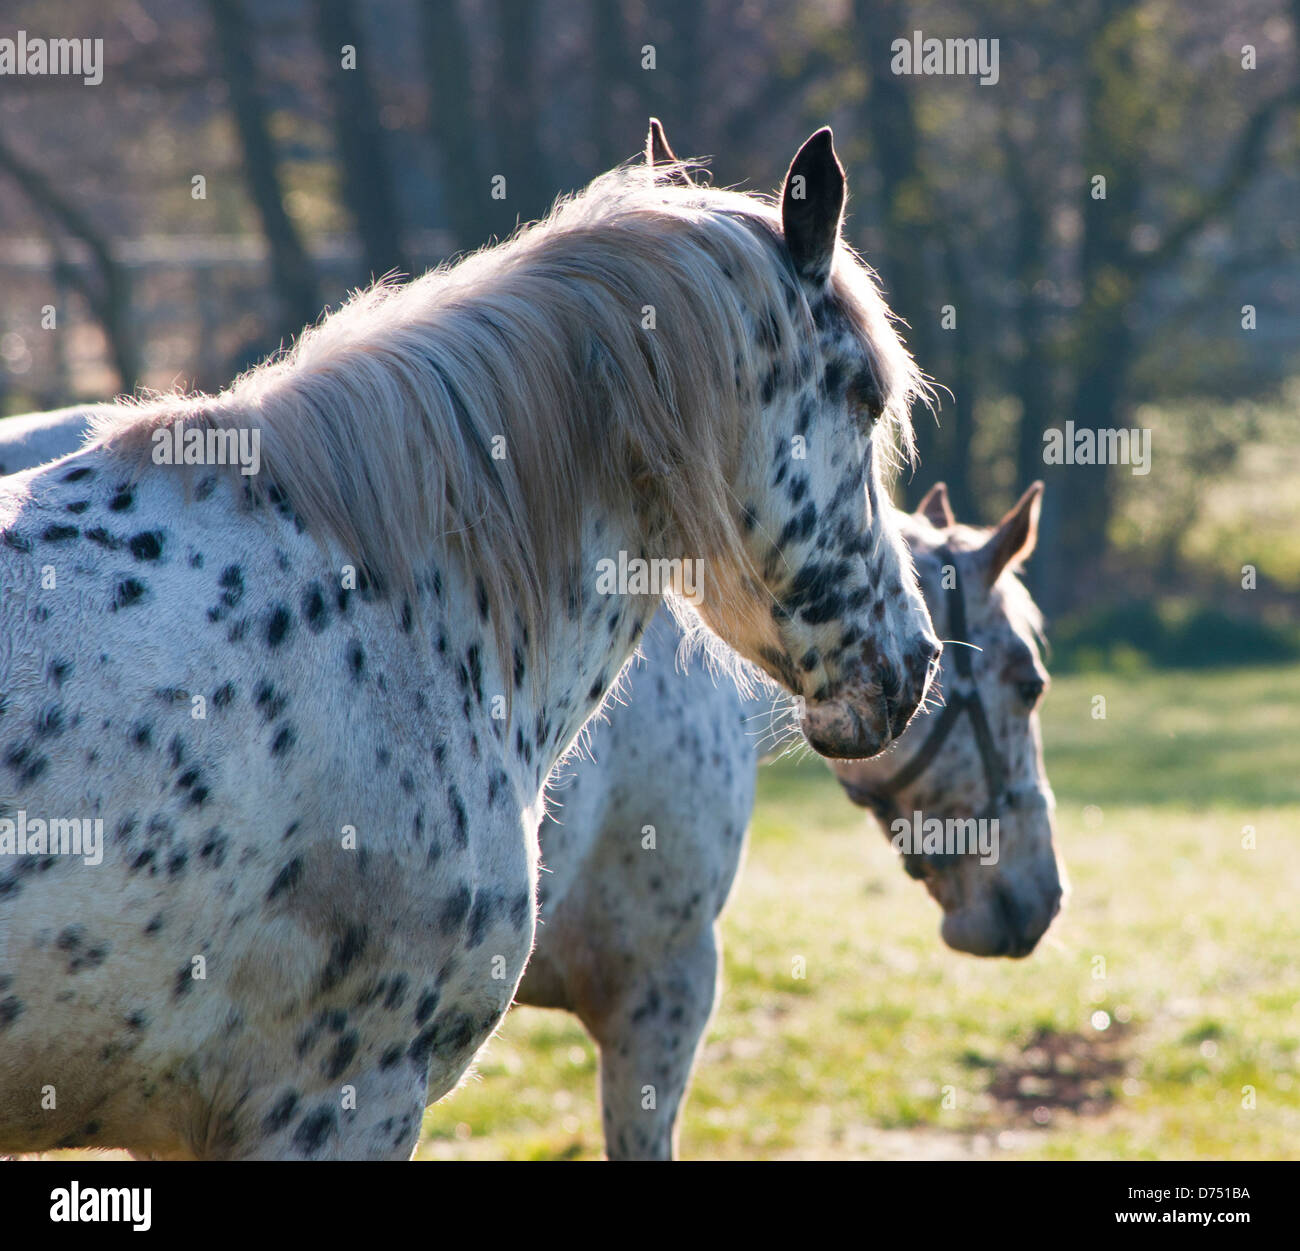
(519, 481, 1065, 1159)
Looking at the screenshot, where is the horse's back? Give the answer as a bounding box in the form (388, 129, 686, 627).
(0, 405, 98, 475)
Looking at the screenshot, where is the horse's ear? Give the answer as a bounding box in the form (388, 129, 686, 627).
(781, 127, 845, 284)
(646, 117, 693, 186)
(916, 482, 956, 529)
(647, 118, 679, 165)
(981, 481, 1044, 585)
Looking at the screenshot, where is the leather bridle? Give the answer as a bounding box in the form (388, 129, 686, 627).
(841, 546, 1011, 871)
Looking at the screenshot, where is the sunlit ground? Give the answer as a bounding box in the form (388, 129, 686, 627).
(416, 665, 1300, 1160)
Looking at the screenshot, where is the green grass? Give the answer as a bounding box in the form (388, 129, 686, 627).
(417, 664, 1300, 1160)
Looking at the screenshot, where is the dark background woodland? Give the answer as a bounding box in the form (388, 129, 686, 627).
(1, 0, 1297, 658)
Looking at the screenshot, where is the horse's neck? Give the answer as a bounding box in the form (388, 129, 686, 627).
(446, 515, 662, 799)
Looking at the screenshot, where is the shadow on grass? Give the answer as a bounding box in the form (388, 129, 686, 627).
(981, 1024, 1132, 1124)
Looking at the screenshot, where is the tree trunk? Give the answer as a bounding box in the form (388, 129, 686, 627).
(207, 0, 321, 341)
(311, 0, 411, 282)
(591, 0, 634, 172)
(1003, 121, 1056, 495)
(940, 238, 978, 521)
(420, 0, 488, 255)
(852, 0, 941, 505)
(490, 0, 552, 234)
(1056, 0, 1144, 604)
(0, 131, 141, 395)
(655, 0, 705, 145)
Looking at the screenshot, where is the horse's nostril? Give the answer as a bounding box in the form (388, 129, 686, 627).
(1017, 678, 1045, 707)
(993, 884, 1027, 944)
(907, 637, 942, 688)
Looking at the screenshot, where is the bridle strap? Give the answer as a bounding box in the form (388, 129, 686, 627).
(847, 545, 1008, 823)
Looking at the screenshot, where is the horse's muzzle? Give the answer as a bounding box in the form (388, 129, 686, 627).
(800, 696, 891, 759)
(940, 878, 1063, 958)
(800, 645, 939, 759)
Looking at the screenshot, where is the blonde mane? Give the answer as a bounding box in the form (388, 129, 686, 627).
(89, 163, 922, 663)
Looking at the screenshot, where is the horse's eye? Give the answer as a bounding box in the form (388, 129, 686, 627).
(1017, 678, 1045, 709)
(846, 369, 883, 422)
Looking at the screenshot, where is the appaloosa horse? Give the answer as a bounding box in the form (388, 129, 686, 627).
(0, 127, 938, 1158)
(517, 481, 1064, 1158)
(0, 407, 101, 477)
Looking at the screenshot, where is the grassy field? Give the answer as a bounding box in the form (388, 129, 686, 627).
(416, 664, 1300, 1160)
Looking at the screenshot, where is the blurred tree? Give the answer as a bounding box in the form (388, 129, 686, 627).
(591, 0, 637, 172)
(207, 0, 321, 340)
(421, 0, 489, 253)
(1, 0, 1295, 624)
(0, 132, 140, 394)
(1058, 0, 1300, 602)
(998, 97, 1057, 497)
(851, 0, 951, 508)
(311, 0, 411, 282)
(938, 233, 981, 519)
(490, 0, 552, 233)
(845, 0, 1300, 613)
(654, 0, 705, 148)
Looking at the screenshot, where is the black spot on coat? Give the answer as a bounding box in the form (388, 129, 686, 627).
(129, 531, 164, 561)
(267, 857, 304, 901)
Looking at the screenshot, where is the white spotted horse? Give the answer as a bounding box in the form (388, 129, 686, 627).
(0, 407, 101, 478)
(0, 126, 938, 1158)
(517, 481, 1065, 1159)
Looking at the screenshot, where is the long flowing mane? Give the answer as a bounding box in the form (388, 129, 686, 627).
(88, 163, 923, 660)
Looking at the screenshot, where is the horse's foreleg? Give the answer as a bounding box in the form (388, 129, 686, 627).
(580, 931, 720, 1161)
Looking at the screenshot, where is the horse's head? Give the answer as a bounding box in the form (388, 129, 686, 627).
(831, 482, 1065, 957)
(651, 123, 938, 759)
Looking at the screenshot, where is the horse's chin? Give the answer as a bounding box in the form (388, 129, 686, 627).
(799, 698, 891, 759)
(940, 910, 1036, 958)
(937, 874, 1063, 959)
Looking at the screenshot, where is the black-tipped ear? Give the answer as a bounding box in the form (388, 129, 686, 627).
(982, 482, 1044, 586)
(916, 482, 956, 529)
(781, 127, 845, 283)
(646, 117, 693, 187)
